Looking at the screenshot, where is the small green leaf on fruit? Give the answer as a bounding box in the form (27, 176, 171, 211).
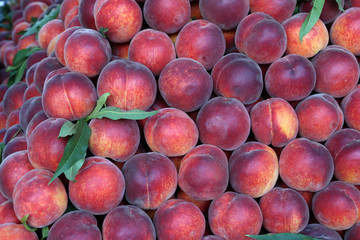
(246, 233, 321, 240)
(299, 0, 325, 42)
(0, 142, 5, 163)
(85, 92, 111, 121)
(99, 27, 109, 37)
(41, 227, 49, 240)
(49, 119, 91, 184)
(89, 107, 159, 121)
(58, 121, 77, 138)
(20, 214, 37, 232)
(64, 158, 85, 182)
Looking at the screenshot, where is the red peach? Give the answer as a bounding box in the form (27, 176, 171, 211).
(69, 157, 125, 215)
(54, 26, 82, 66)
(341, 85, 360, 131)
(260, 187, 309, 233)
(282, 13, 329, 58)
(0, 201, 20, 224)
(144, 108, 199, 157)
(128, 29, 176, 76)
(88, 116, 140, 162)
(23, 84, 41, 102)
(3, 124, 24, 145)
(64, 6, 79, 28)
(11, 22, 29, 44)
(249, 0, 297, 23)
(23, 2, 48, 23)
(2, 82, 27, 116)
(208, 191, 263, 239)
(154, 199, 206, 240)
(38, 19, 64, 50)
(25, 110, 47, 140)
(300, 223, 343, 240)
(2, 136, 27, 160)
(26, 49, 47, 70)
(143, 0, 191, 34)
(102, 205, 156, 240)
(176, 189, 211, 216)
(78, 0, 97, 29)
(59, 0, 79, 22)
(5, 109, 20, 129)
(229, 141, 279, 198)
(13, 169, 68, 228)
(33, 57, 64, 93)
(0, 223, 38, 240)
(175, 19, 226, 70)
(19, 96, 42, 131)
(159, 58, 213, 112)
(345, 222, 360, 240)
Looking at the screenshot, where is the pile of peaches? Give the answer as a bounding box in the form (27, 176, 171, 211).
(0, 0, 359, 239)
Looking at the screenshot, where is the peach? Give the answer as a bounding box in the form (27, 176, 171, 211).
(54, 26, 82, 66)
(154, 199, 206, 240)
(20, 0, 51, 9)
(159, 58, 213, 112)
(143, 0, 191, 34)
(249, 0, 297, 23)
(122, 152, 177, 209)
(78, 0, 97, 29)
(88, 116, 140, 162)
(26, 49, 47, 70)
(64, 28, 111, 77)
(128, 29, 176, 76)
(260, 187, 309, 233)
(5, 109, 20, 129)
(111, 42, 130, 59)
(0, 150, 34, 200)
(0, 112, 6, 129)
(19, 96, 42, 131)
(25, 110, 47, 140)
(27, 118, 69, 172)
(0, 192, 6, 203)
(279, 138, 334, 192)
(103, 205, 156, 240)
(300, 0, 344, 24)
(196, 97, 250, 151)
(0, 201, 20, 224)
(60, 0, 79, 22)
(23, 1, 48, 23)
(2, 44, 17, 67)
(144, 108, 198, 157)
(43, 67, 71, 85)
(42, 72, 97, 121)
(202, 236, 224, 240)
(47, 210, 101, 240)
(2, 82, 27, 116)
(199, 0, 249, 30)
(33, 57, 64, 93)
(250, 98, 298, 147)
(11, 22, 29, 44)
(67, 15, 81, 28)
(178, 144, 228, 201)
(0, 84, 8, 101)
(229, 141, 278, 198)
(211, 53, 263, 104)
(345, 0, 360, 8)
(341, 85, 360, 131)
(69, 157, 125, 215)
(330, 7, 360, 56)
(23, 84, 41, 102)
(345, 222, 360, 240)
(38, 19, 64, 50)
(0, 223, 38, 240)
(97, 59, 157, 111)
(300, 223, 342, 240)
(312, 181, 360, 230)
(282, 13, 329, 58)
(17, 34, 38, 50)
(208, 191, 263, 239)
(13, 169, 67, 228)
(265, 54, 316, 101)
(64, 6, 79, 28)
(3, 124, 24, 144)
(94, 0, 142, 43)
(175, 19, 226, 70)
(235, 12, 287, 64)
(312, 45, 359, 98)
(296, 93, 343, 142)
(2, 136, 27, 159)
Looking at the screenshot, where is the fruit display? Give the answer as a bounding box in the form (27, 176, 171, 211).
(0, 0, 359, 239)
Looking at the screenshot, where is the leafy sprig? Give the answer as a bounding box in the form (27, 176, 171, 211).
(247, 233, 321, 240)
(48, 93, 159, 184)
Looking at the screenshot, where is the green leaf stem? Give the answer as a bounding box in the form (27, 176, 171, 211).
(247, 233, 321, 240)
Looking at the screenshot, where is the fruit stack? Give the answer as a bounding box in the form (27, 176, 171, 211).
(0, 0, 359, 239)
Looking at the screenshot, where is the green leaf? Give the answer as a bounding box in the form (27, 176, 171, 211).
(58, 121, 77, 138)
(299, 0, 325, 42)
(336, 0, 344, 11)
(20, 214, 37, 232)
(21, 4, 60, 39)
(10, 47, 42, 68)
(246, 233, 321, 240)
(88, 107, 159, 121)
(85, 92, 111, 121)
(99, 27, 109, 37)
(41, 227, 49, 240)
(0, 142, 5, 163)
(49, 119, 91, 184)
(64, 158, 85, 182)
